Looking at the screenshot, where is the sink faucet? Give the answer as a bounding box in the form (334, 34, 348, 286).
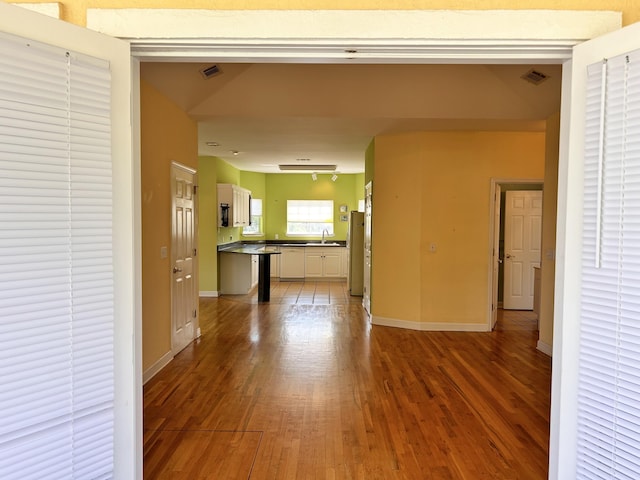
(322, 229, 329, 244)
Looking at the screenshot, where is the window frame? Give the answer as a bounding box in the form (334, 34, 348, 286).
(286, 199, 334, 237)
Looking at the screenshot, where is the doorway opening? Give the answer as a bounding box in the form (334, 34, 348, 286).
(489, 179, 543, 330)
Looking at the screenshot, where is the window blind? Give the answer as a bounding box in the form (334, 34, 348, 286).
(0, 32, 114, 479)
(578, 48, 640, 479)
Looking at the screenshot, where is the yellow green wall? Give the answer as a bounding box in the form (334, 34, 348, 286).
(13, 1, 640, 28)
(373, 131, 545, 327)
(265, 173, 359, 241)
(198, 156, 218, 294)
(141, 79, 197, 371)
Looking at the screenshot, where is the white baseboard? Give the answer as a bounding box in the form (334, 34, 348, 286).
(537, 340, 553, 357)
(371, 315, 489, 332)
(143, 350, 173, 385)
(199, 290, 219, 297)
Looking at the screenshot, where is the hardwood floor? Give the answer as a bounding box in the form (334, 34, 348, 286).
(144, 282, 551, 479)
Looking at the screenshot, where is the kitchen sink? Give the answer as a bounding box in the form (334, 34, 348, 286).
(306, 242, 341, 247)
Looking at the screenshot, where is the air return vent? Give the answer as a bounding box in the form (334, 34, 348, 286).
(521, 69, 549, 85)
(200, 64, 222, 79)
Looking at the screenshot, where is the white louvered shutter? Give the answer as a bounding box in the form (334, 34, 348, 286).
(577, 48, 640, 479)
(0, 32, 114, 479)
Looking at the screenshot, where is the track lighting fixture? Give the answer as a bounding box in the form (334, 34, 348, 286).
(331, 174, 338, 182)
(311, 173, 317, 181)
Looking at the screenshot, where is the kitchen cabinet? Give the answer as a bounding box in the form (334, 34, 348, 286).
(279, 247, 305, 279)
(217, 183, 251, 227)
(269, 246, 280, 277)
(340, 248, 348, 278)
(219, 252, 258, 294)
(305, 247, 344, 278)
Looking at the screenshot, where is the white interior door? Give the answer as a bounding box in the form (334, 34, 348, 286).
(491, 184, 502, 328)
(171, 163, 197, 354)
(503, 190, 542, 310)
(0, 3, 138, 479)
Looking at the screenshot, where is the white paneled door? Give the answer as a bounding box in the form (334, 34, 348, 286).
(171, 163, 198, 355)
(503, 190, 542, 310)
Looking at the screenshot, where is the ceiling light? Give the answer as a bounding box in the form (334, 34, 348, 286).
(206, 141, 220, 147)
(311, 173, 317, 181)
(279, 164, 336, 171)
(231, 150, 239, 156)
(331, 174, 338, 182)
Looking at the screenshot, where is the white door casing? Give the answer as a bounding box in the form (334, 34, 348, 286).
(363, 182, 373, 317)
(491, 184, 502, 328)
(0, 3, 139, 479)
(171, 162, 198, 354)
(503, 191, 543, 310)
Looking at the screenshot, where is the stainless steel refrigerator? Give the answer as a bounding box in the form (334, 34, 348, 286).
(347, 211, 365, 296)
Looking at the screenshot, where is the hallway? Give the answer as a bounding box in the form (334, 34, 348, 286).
(144, 293, 551, 479)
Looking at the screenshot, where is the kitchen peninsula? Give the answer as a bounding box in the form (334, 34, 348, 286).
(218, 245, 280, 302)
(218, 241, 347, 301)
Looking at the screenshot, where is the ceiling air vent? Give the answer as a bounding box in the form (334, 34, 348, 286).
(521, 69, 549, 86)
(200, 64, 222, 79)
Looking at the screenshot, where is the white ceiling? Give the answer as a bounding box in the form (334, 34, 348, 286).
(140, 62, 562, 174)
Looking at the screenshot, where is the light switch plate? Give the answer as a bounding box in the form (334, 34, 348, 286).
(160, 246, 168, 259)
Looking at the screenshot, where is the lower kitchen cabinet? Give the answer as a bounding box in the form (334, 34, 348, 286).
(279, 247, 305, 279)
(269, 247, 280, 277)
(305, 248, 344, 278)
(219, 252, 258, 294)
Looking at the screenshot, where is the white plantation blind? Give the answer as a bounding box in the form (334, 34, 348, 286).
(578, 48, 640, 479)
(286, 199, 334, 235)
(0, 32, 114, 479)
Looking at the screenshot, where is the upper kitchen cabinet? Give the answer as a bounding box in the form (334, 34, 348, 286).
(218, 183, 251, 227)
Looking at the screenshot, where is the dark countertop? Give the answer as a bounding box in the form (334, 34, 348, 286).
(217, 240, 346, 252)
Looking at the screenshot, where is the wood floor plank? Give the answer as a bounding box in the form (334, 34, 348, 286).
(144, 293, 551, 479)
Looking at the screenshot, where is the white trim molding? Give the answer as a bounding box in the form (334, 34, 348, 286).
(372, 315, 489, 332)
(86, 9, 621, 63)
(537, 340, 553, 357)
(199, 290, 219, 298)
(143, 350, 173, 385)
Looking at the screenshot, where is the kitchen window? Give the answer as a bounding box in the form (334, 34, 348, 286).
(287, 200, 334, 236)
(243, 198, 263, 235)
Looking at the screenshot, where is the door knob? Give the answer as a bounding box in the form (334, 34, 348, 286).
(505, 254, 513, 259)
(173, 266, 182, 273)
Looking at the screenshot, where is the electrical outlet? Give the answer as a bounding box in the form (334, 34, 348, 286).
(275, 234, 279, 239)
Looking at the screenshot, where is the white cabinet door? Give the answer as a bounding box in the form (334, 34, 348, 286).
(217, 183, 251, 227)
(269, 247, 280, 277)
(304, 247, 345, 278)
(322, 250, 342, 277)
(280, 248, 305, 279)
(340, 247, 349, 278)
(304, 250, 324, 277)
(251, 255, 259, 288)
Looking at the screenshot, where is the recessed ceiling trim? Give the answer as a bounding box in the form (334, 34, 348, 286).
(279, 164, 336, 171)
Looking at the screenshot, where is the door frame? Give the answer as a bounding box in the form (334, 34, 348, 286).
(487, 179, 543, 330)
(84, 8, 623, 480)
